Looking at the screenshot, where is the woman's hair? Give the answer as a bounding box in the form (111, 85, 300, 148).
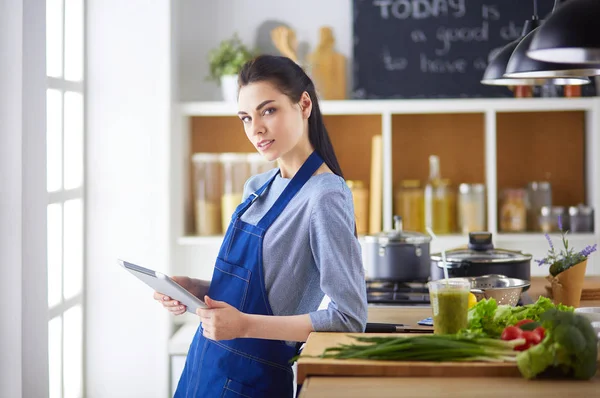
(238, 55, 345, 179)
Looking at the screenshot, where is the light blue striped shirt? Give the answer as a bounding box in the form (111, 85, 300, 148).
(240, 169, 368, 336)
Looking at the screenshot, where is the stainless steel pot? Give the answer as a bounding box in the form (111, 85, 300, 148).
(430, 232, 532, 284)
(364, 216, 432, 282)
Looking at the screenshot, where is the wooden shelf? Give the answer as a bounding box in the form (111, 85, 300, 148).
(496, 111, 586, 207)
(391, 113, 485, 189)
(324, 114, 382, 186)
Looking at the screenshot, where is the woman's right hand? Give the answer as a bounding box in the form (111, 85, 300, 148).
(153, 276, 195, 316)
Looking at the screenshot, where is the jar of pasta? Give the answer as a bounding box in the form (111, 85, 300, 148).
(192, 153, 222, 236)
(346, 180, 369, 235)
(220, 153, 250, 231)
(499, 188, 527, 232)
(458, 183, 486, 234)
(394, 180, 425, 233)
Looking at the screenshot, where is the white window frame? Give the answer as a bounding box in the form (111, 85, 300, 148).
(46, 0, 86, 396)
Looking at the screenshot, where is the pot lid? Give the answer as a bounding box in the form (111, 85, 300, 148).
(365, 230, 431, 244)
(431, 248, 532, 264)
(365, 215, 431, 244)
(431, 232, 532, 264)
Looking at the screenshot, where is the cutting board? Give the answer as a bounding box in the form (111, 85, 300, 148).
(297, 333, 521, 383)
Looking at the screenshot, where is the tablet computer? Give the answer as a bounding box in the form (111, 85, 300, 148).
(118, 259, 207, 313)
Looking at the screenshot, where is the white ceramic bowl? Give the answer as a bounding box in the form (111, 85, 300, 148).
(575, 307, 600, 323)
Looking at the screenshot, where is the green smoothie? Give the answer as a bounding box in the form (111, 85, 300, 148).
(430, 289, 469, 335)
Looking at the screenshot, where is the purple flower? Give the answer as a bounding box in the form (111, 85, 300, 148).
(579, 244, 598, 258)
(557, 214, 563, 231)
(535, 258, 547, 266)
(545, 233, 554, 251)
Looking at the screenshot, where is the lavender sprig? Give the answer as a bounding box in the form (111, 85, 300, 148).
(536, 220, 596, 275)
(579, 244, 597, 258)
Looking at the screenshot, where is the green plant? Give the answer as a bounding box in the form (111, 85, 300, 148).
(535, 215, 597, 276)
(207, 34, 255, 83)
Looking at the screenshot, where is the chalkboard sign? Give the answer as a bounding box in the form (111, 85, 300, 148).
(352, 0, 554, 99)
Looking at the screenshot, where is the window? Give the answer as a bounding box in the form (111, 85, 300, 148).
(46, 0, 85, 397)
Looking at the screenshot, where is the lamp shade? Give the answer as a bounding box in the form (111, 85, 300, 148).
(481, 40, 546, 86)
(528, 0, 600, 64)
(504, 26, 597, 84)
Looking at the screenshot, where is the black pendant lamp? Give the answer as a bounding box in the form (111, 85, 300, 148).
(528, 0, 600, 64)
(504, 0, 597, 83)
(481, 18, 546, 86)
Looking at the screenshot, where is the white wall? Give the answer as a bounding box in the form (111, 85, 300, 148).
(0, 0, 48, 397)
(177, 0, 352, 101)
(86, 1, 171, 397)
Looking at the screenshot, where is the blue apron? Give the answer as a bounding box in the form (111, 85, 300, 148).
(175, 151, 324, 398)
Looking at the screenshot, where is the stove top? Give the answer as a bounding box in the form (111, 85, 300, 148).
(366, 280, 430, 305)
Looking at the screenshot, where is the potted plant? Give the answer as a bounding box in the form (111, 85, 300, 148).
(207, 34, 256, 102)
(536, 215, 597, 307)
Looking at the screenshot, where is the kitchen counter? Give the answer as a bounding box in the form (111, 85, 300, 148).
(298, 276, 600, 397)
(298, 375, 600, 398)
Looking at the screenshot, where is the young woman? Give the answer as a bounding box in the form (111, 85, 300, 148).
(155, 55, 368, 397)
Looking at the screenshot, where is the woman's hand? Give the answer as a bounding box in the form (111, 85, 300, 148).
(153, 276, 197, 315)
(196, 296, 248, 341)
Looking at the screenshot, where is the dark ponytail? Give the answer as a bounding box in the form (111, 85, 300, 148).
(238, 55, 345, 179)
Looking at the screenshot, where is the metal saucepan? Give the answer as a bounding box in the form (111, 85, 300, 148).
(364, 216, 432, 282)
(430, 232, 532, 285)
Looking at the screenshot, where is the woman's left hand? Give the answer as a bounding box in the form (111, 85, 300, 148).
(196, 296, 248, 341)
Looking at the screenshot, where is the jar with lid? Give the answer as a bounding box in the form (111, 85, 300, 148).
(220, 153, 250, 231)
(346, 180, 369, 235)
(394, 180, 425, 233)
(526, 181, 552, 231)
(569, 205, 594, 233)
(192, 153, 222, 235)
(499, 188, 527, 232)
(539, 206, 566, 233)
(458, 183, 486, 234)
(247, 152, 277, 176)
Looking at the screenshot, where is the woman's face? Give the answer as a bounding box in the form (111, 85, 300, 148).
(237, 81, 311, 163)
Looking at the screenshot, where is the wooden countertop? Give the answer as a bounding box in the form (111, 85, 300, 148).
(298, 375, 600, 398)
(299, 276, 600, 397)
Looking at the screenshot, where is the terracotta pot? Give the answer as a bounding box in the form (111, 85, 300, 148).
(547, 259, 587, 307)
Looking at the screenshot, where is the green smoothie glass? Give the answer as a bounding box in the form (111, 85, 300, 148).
(428, 278, 471, 335)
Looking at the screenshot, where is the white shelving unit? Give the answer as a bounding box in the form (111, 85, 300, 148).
(170, 97, 600, 287)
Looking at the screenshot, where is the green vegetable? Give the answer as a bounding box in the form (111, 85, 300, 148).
(516, 309, 598, 380)
(465, 296, 574, 338)
(295, 334, 524, 363)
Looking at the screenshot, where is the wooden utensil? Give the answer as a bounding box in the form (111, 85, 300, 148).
(369, 135, 383, 234)
(307, 27, 346, 100)
(270, 26, 298, 62)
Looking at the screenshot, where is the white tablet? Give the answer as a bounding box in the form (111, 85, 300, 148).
(118, 259, 207, 313)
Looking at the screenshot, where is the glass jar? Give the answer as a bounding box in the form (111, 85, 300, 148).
(220, 153, 250, 231)
(539, 206, 566, 233)
(458, 183, 486, 234)
(346, 180, 369, 235)
(569, 205, 594, 233)
(499, 188, 527, 232)
(394, 180, 425, 232)
(526, 181, 552, 231)
(192, 153, 222, 236)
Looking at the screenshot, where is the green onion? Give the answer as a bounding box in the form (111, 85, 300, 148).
(294, 335, 524, 363)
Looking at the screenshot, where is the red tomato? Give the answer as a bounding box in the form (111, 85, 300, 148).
(514, 331, 542, 351)
(522, 331, 542, 346)
(501, 326, 523, 341)
(533, 326, 545, 340)
(515, 319, 535, 327)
